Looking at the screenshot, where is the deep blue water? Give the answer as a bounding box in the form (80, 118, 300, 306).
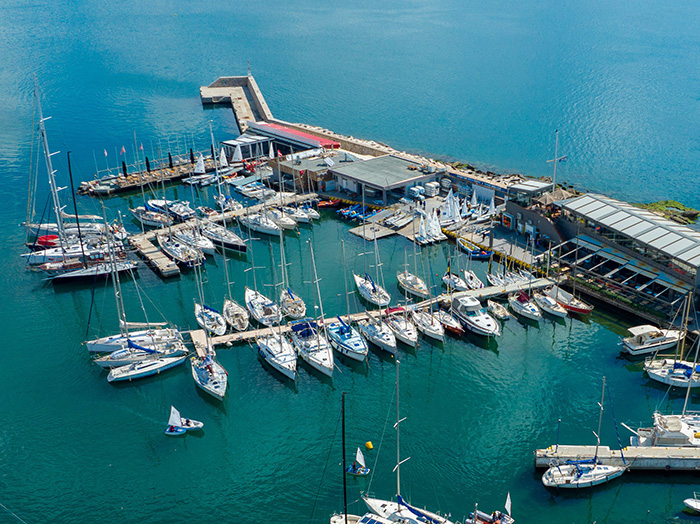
(1, 1, 700, 523)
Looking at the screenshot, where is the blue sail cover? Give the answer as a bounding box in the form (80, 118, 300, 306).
(337, 316, 350, 335)
(365, 273, 377, 293)
(396, 495, 443, 524)
(203, 304, 221, 314)
(127, 339, 157, 353)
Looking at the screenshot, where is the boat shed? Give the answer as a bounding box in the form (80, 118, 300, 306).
(560, 194, 700, 289)
(221, 134, 272, 162)
(328, 154, 439, 204)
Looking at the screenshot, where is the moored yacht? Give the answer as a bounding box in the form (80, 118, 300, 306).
(451, 296, 500, 336)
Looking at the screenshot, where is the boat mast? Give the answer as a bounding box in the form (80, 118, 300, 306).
(677, 292, 692, 361)
(342, 391, 348, 524)
(308, 240, 327, 339)
(36, 88, 66, 242)
(66, 152, 87, 267)
(103, 202, 128, 339)
(593, 376, 606, 461)
(341, 239, 351, 318)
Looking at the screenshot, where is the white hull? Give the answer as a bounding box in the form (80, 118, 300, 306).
(411, 310, 445, 341)
(397, 271, 429, 299)
(327, 320, 369, 361)
(223, 299, 249, 331)
(358, 319, 397, 354)
(542, 463, 625, 488)
(86, 328, 182, 354)
(107, 355, 186, 382)
(257, 334, 297, 380)
(354, 274, 391, 306)
(191, 356, 228, 400)
(385, 316, 418, 347)
(508, 294, 542, 321)
(245, 287, 282, 326)
(239, 213, 281, 236)
(195, 303, 227, 336)
(644, 359, 700, 388)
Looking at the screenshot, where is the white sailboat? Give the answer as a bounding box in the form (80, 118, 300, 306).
(354, 234, 391, 306)
(363, 361, 455, 524)
(199, 219, 247, 252)
(266, 208, 297, 230)
(191, 342, 228, 400)
(94, 338, 187, 368)
(508, 291, 542, 321)
(157, 233, 204, 267)
(533, 292, 568, 318)
(278, 229, 306, 319)
(384, 307, 419, 347)
(238, 211, 281, 236)
(357, 315, 397, 355)
(542, 377, 627, 488)
(346, 447, 370, 476)
(107, 354, 187, 383)
(245, 287, 282, 326)
(173, 223, 216, 255)
(194, 302, 227, 336)
(130, 206, 172, 228)
(410, 308, 445, 342)
(165, 405, 203, 435)
(256, 326, 297, 380)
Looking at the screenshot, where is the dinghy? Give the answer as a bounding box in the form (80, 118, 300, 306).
(164, 405, 203, 436)
(346, 447, 370, 476)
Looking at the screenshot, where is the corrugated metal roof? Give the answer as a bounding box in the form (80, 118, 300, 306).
(562, 194, 700, 269)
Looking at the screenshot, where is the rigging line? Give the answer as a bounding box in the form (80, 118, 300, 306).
(26, 196, 51, 252)
(0, 501, 29, 524)
(606, 382, 626, 465)
(308, 407, 342, 524)
(25, 101, 38, 226)
(366, 384, 396, 493)
(129, 269, 151, 324)
(84, 261, 101, 338)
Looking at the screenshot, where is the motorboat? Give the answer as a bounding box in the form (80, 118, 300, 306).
(238, 212, 281, 236)
(451, 296, 500, 336)
(107, 354, 187, 382)
(684, 493, 700, 513)
(223, 298, 249, 332)
(245, 287, 282, 326)
(410, 308, 445, 342)
(396, 270, 429, 299)
(327, 317, 369, 362)
(384, 307, 418, 347)
(357, 317, 397, 355)
(433, 309, 464, 336)
(290, 319, 334, 377)
(546, 285, 593, 314)
(199, 220, 247, 252)
(194, 302, 227, 336)
(508, 292, 542, 321)
(354, 273, 391, 307)
(486, 299, 511, 321)
(630, 411, 700, 447)
(256, 332, 297, 380)
(621, 325, 684, 356)
(533, 292, 568, 318)
(191, 353, 228, 400)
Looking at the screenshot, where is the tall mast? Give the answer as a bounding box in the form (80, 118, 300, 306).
(342, 392, 348, 524)
(593, 376, 606, 460)
(309, 240, 326, 329)
(395, 359, 402, 498)
(66, 152, 86, 267)
(342, 240, 351, 318)
(36, 87, 66, 242)
(103, 202, 128, 338)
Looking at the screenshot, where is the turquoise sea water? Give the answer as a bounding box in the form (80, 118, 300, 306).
(2, 1, 700, 523)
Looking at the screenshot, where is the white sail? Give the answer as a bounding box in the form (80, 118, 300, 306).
(168, 406, 182, 427)
(419, 216, 427, 239)
(355, 447, 366, 468)
(268, 142, 274, 159)
(470, 190, 478, 207)
(219, 147, 229, 167)
(461, 196, 469, 217)
(505, 492, 512, 516)
(232, 144, 243, 163)
(194, 154, 206, 174)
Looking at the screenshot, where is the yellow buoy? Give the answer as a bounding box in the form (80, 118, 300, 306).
(365, 441, 373, 450)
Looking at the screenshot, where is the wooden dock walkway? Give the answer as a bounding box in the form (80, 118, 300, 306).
(188, 278, 555, 348)
(535, 444, 700, 471)
(129, 236, 180, 277)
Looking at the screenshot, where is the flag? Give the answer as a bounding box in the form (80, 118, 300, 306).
(278, 149, 283, 158)
(139, 143, 143, 151)
(120, 146, 126, 154)
(103, 149, 108, 157)
(505, 492, 512, 516)
(558, 156, 567, 163)
(299, 170, 305, 176)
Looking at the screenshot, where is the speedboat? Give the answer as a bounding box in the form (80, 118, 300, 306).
(621, 325, 684, 356)
(245, 287, 282, 326)
(684, 493, 700, 513)
(410, 308, 445, 342)
(396, 270, 429, 299)
(191, 353, 228, 400)
(451, 296, 500, 336)
(508, 292, 542, 321)
(256, 332, 297, 380)
(194, 302, 227, 336)
(290, 319, 334, 377)
(542, 460, 626, 488)
(107, 354, 187, 382)
(327, 317, 369, 362)
(354, 273, 391, 306)
(533, 292, 568, 318)
(357, 317, 397, 355)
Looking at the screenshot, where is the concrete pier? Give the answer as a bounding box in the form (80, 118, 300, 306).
(129, 236, 180, 278)
(200, 75, 274, 131)
(535, 444, 700, 471)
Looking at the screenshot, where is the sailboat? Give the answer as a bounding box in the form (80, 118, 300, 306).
(290, 241, 334, 377)
(278, 229, 306, 319)
(466, 493, 514, 524)
(190, 332, 228, 400)
(327, 240, 369, 362)
(107, 354, 187, 383)
(384, 307, 418, 347)
(172, 222, 216, 255)
(219, 224, 249, 332)
(193, 263, 227, 336)
(164, 405, 203, 436)
(410, 307, 445, 342)
(541, 377, 627, 488)
(533, 292, 568, 318)
(442, 257, 469, 292)
(396, 237, 429, 300)
(508, 291, 542, 321)
(363, 361, 455, 523)
(94, 338, 187, 368)
(245, 287, 282, 326)
(256, 325, 297, 381)
(347, 447, 370, 476)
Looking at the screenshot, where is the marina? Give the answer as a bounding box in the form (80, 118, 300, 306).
(6, 3, 700, 521)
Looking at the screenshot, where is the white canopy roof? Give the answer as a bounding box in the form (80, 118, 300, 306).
(627, 325, 662, 336)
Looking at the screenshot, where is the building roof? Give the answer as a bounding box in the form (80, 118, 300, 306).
(508, 179, 553, 194)
(278, 151, 360, 174)
(329, 154, 431, 190)
(222, 133, 269, 148)
(562, 193, 700, 268)
(246, 121, 340, 149)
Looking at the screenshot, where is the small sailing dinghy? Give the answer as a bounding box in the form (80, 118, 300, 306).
(107, 354, 187, 383)
(466, 493, 514, 524)
(164, 405, 203, 436)
(542, 377, 627, 489)
(346, 447, 370, 476)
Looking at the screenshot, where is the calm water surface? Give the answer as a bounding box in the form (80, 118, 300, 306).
(1, 1, 699, 523)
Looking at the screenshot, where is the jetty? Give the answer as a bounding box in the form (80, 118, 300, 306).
(535, 444, 700, 471)
(200, 75, 274, 131)
(129, 236, 180, 278)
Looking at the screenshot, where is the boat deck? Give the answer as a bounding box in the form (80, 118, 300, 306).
(535, 444, 700, 471)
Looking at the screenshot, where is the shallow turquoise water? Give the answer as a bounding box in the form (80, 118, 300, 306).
(2, 1, 700, 523)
